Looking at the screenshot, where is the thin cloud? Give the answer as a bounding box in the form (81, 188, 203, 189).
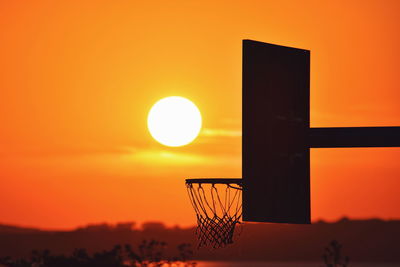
(201, 128, 242, 137)
(129, 149, 207, 165)
(126, 147, 240, 167)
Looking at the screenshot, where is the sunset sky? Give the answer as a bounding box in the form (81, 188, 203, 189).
(1, 0, 400, 230)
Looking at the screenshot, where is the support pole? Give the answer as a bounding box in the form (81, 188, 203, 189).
(309, 127, 400, 148)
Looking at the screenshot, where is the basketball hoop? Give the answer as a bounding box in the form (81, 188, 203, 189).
(185, 178, 243, 249)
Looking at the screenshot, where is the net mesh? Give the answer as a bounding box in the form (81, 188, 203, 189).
(186, 181, 242, 249)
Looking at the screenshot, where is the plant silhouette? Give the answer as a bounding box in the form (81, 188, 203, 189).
(0, 240, 196, 267)
(322, 240, 350, 267)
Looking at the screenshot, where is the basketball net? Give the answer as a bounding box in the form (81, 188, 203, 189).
(186, 181, 242, 249)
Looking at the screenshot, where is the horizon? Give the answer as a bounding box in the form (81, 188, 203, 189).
(1, 217, 399, 264)
(1, 216, 399, 232)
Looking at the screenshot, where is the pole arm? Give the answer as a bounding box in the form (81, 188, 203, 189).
(309, 127, 400, 148)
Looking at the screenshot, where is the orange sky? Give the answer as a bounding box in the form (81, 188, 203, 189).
(1, 0, 400, 229)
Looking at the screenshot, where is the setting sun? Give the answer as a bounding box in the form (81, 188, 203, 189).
(147, 96, 202, 147)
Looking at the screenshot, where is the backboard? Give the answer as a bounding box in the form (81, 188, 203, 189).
(242, 40, 311, 224)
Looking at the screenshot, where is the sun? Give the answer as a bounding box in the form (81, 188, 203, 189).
(147, 96, 202, 147)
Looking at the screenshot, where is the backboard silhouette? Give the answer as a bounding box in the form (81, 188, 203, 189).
(242, 40, 311, 224)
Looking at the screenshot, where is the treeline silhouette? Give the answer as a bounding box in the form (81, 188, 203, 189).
(0, 218, 399, 262)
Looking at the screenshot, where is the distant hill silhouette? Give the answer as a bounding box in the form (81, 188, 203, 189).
(0, 218, 399, 262)
(0, 224, 41, 234)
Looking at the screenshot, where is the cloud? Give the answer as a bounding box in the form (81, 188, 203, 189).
(124, 147, 240, 169)
(200, 128, 242, 137)
(129, 149, 207, 165)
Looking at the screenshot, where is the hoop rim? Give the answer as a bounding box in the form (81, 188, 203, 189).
(186, 178, 243, 185)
